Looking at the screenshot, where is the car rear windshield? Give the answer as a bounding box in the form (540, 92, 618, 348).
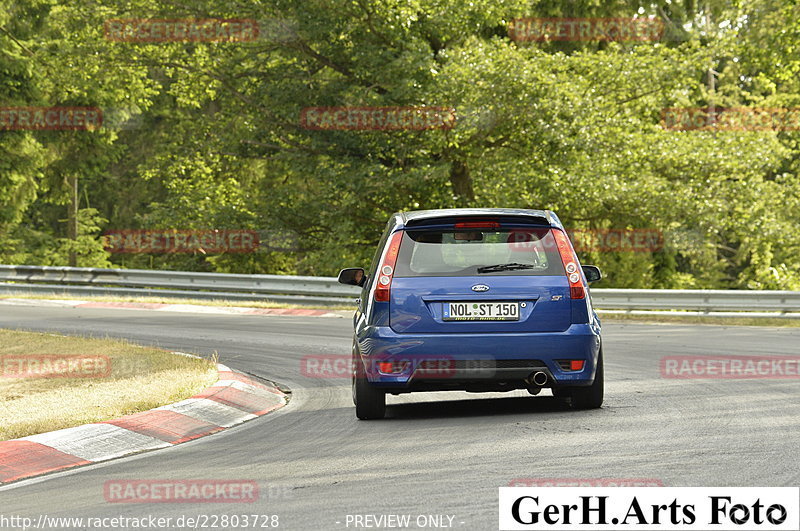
(393, 227, 565, 277)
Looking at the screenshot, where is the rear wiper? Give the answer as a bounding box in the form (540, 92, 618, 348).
(477, 262, 536, 273)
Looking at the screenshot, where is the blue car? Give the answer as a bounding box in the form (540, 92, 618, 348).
(338, 208, 603, 419)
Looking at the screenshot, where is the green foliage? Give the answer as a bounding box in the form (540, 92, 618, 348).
(1, 0, 798, 289)
(2, 208, 111, 266)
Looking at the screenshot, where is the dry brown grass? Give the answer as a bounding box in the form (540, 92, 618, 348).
(0, 329, 218, 441)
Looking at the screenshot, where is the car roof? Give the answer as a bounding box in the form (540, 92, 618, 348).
(394, 208, 561, 228)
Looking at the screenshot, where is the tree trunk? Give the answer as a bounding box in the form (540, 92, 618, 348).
(449, 159, 474, 205)
(706, 6, 717, 128)
(68, 174, 78, 267)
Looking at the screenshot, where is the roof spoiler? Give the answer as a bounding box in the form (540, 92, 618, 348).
(404, 214, 551, 228)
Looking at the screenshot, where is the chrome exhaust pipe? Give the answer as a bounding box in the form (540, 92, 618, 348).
(531, 371, 548, 386)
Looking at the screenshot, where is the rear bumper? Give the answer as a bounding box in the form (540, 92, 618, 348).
(355, 323, 601, 391)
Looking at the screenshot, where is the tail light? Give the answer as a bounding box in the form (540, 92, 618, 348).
(374, 231, 403, 302)
(553, 229, 586, 299)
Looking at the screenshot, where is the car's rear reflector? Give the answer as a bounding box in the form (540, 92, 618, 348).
(553, 229, 586, 299)
(556, 359, 586, 371)
(374, 231, 403, 302)
(378, 361, 407, 374)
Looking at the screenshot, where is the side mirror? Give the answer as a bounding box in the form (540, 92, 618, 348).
(582, 265, 602, 283)
(338, 267, 366, 287)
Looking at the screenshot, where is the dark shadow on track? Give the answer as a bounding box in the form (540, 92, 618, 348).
(383, 395, 590, 420)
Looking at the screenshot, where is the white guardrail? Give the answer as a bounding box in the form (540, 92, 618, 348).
(1, 265, 800, 317)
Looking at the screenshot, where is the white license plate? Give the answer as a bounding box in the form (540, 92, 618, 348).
(443, 302, 519, 321)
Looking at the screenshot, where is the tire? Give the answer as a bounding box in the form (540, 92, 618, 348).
(352, 348, 386, 420)
(569, 350, 604, 410)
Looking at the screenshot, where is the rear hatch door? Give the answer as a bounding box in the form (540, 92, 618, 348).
(389, 226, 571, 334)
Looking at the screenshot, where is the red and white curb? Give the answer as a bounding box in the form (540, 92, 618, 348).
(0, 363, 287, 485)
(0, 297, 346, 317)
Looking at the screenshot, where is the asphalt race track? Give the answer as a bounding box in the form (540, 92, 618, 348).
(0, 305, 798, 530)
